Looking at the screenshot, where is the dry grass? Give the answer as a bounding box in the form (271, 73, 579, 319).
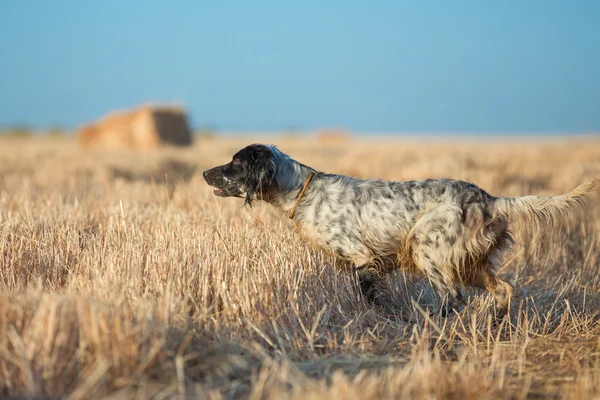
(1, 135, 599, 399)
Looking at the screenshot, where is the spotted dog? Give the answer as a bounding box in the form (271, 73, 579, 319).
(203, 144, 598, 316)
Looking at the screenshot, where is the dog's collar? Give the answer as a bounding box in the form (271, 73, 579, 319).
(288, 173, 315, 219)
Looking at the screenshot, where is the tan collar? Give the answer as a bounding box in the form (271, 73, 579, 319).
(288, 173, 315, 219)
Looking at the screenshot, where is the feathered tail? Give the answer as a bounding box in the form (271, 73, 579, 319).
(493, 179, 599, 237)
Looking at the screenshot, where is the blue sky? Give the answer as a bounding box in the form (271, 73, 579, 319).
(1, 1, 599, 133)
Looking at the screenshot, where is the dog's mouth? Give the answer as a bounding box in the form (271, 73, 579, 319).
(212, 187, 243, 198)
(213, 187, 228, 197)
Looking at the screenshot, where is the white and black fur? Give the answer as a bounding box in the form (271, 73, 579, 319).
(203, 144, 599, 316)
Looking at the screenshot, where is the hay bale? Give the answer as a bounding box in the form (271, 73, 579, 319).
(78, 105, 192, 149)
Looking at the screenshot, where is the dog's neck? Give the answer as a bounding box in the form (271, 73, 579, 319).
(265, 151, 317, 216)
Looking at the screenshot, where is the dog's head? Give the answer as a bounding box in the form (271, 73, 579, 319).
(203, 144, 276, 206)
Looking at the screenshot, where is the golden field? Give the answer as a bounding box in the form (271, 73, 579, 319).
(0, 135, 599, 399)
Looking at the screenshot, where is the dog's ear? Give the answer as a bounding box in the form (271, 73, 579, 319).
(244, 147, 276, 206)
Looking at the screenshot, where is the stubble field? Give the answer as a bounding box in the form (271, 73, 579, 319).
(1, 136, 599, 399)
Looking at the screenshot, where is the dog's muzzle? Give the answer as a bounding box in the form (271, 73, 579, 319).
(203, 168, 241, 197)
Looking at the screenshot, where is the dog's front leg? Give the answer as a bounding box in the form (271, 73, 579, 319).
(354, 265, 385, 305)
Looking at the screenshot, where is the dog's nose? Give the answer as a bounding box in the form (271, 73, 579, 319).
(203, 170, 209, 180)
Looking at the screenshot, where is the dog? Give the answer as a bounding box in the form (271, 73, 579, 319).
(203, 144, 598, 316)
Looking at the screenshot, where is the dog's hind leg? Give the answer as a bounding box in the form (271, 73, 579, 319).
(471, 268, 514, 317)
(414, 251, 464, 317)
(408, 205, 466, 316)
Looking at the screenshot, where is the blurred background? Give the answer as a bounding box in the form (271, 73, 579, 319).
(0, 1, 599, 143)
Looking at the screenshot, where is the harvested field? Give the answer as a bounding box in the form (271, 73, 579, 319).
(0, 136, 599, 399)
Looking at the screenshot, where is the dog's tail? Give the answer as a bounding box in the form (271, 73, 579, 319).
(493, 179, 599, 237)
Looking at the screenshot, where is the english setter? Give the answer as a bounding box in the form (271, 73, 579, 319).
(203, 144, 598, 316)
